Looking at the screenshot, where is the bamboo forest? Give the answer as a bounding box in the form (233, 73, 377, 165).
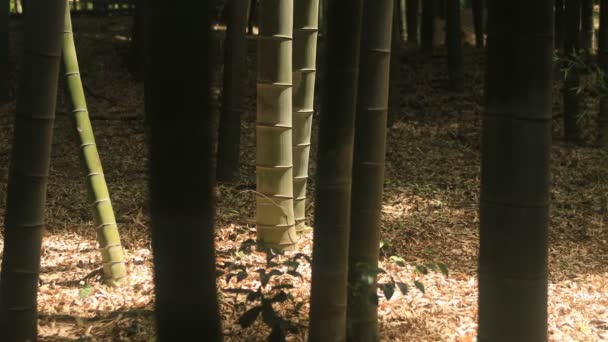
(1, 0, 608, 341)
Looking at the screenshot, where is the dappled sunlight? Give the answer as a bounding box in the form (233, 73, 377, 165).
(0, 7, 607, 341)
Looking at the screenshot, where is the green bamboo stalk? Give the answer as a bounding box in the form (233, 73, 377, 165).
(0, 1, 65, 340)
(478, 0, 552, 340)
(292, 0, 318, 232)
(256, 0, 298, 251)
(62, 2, 127, 285)
(347, 0, 393, 340)
(308, 0, 364, 340)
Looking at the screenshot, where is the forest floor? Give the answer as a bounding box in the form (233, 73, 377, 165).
(1, 14, 608, 342)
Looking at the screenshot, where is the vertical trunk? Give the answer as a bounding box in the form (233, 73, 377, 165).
(347, 0, 393, 340)
(308, 0, 363, 340)
(406, 0, 419, 44)
(400, 0, 407, 42)
(555, 0, 565, 51)
(599, 0, 608, 146)
(255, 0, 298, 251)
(421, 0, 435, 53)
(247, 0, 257, 34)
(446, 0, 463, 91)
(62, 2, 127, 285)
(472, 0, 483, 48)
(145, 0, 222, 340)
(127, 0, 145, 81)
(216, 0, 249, 183)
(564, 0, 581, 142)
(581, 0, 594, 53)
(478, 0, 552, 341)
(436, 0, 446, 20)
(0, 0, 65, 340)
(292, 0, 318, 232)
(388, 0, 401, 126)
(0, 0, 8, 103)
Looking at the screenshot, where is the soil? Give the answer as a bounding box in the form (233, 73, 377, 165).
(0, 12, 607, 342)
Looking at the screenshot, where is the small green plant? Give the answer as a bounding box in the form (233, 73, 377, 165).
(349, 257, 449, 305)
(219, 240, 309, 341)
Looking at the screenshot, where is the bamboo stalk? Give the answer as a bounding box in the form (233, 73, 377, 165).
(62, 1, 127, 285)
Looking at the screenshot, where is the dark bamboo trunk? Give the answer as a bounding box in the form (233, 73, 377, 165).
(308, 0, 364, 340)
(216, 0, 248, 183)
(145, 0, 222, 340)
(406, 0, 419, 44)
(555, 0, 565, 51)
(478, 0, 553, 341)
(581, 0, 594, 53)
(388, 0, 401, 126)
(127, 0, 145, 81)
(599, 0, 608, 146)
(421, 0, 435, 53)
(347, 0, 393, 340)
(472, 0, 483, 48)
(0, 0, 9, 103)
(0, 0, 65, 340)
(564, 0, 581, 142)
(446, 0, 463, 91)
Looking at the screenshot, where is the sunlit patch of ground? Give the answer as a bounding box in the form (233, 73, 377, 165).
(0, 14, 607, 342)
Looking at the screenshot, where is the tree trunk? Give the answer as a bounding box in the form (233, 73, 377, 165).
(400, 0, 407, 41)
(255, 0, 298, 251)
(564, 0, 581, 142)
(599, 0, 608, 147)
(388, 0, 401, 126)
(145, 0, 222, 339)
(0, 0, 9, 103)
(555, 0, 565, 51)
(421, 0, 435, 53)
(127, 0, 145, 81)
(216, 0, 249, 183)
(446, 0, 463, 91)
(292, 0, 318, 232)
(406, 0, 419, 44)
(62, 2, 127, 285)
(472, 0, 483, 48)
(581, 0, 594, 53)
(478, 0, 552, 341)
(308, 0, 363, 340)
(0, 0, 65, 340)
(347, 0, 393, 340)
(247, 0, 257, 34)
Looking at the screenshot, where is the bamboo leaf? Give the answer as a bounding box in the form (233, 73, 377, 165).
(438, 263, 449, 277)
(414, 281, 426, 294)
(238, 306, 261, 328)
(79, 283, 93, 298)
(379, 283, 395, 300)
(271, 291, 289, 303)
(397, 282, 409, 295)
(236, 271, 248, 282)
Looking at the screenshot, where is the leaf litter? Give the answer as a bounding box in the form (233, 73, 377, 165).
(0, 15, 606, 342)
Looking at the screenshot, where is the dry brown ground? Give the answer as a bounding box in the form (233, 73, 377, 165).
(0, 14, 607, 342)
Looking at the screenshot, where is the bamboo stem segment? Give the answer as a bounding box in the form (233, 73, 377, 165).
(256, 0, 298, 251)
(62, 2, 127, 285)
